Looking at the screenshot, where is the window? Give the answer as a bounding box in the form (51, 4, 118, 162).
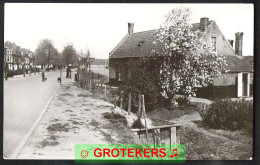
(211, 36, 217, 52)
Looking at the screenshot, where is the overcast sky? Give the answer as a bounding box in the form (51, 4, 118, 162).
(5, 3, 253, 59)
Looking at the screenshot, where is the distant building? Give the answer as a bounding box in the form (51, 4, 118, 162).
(4, 41, 35, 71)
(109, 18, 253, 99)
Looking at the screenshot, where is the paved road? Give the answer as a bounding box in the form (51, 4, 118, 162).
(3, 70, 64, 158)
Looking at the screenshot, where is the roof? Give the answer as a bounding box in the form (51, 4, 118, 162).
(110, 21, 213, 59)
(243, 56, 254, 66)
(190, 21, 212, 32)
(109, 30, 164, 58)
(225, 55, 253, 72)
(109, 21, 252, 73)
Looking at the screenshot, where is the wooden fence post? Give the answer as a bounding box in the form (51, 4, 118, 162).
(128, 92, 131, 115)
(120, 91, 123, 109)
(114, 91, 117, 108)
(142, 95, 148, 142)
(105, 85, 107, 97)
(153, 128, 160, 147)
(138, 95, 142, 139)
(170, 127, 177, 149)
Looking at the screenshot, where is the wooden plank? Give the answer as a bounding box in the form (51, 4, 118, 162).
(154, 129, 161, 148)
(131, 124, 181, 132)
(171, 127, 177, 144)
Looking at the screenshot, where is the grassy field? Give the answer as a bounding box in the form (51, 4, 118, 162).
(90, 67, 109, 77)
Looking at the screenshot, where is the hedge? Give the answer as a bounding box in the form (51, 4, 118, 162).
(202, 98, 253, 134)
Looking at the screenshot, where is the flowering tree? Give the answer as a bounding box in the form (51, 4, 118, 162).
(155, 7, 227, 101)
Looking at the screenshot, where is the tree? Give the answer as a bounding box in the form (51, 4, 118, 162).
(62, 44, 78, 67)
(155, 7, 227, 101)
(79, 49, 91, 71)
(117, 57, 162, 111)
(35, 39, 58, 69)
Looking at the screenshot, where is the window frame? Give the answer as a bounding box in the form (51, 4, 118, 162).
(210, 35, 218, 53)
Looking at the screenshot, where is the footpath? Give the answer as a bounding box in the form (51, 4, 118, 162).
(17, 76, 141, 159)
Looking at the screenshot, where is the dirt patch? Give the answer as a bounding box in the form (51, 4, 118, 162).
(63, 86, 71, 90)
(48, 135, 58, 141)
(51, 119, 59, 122)
(60, 93, 73, 97)
(64, 110, 73, 113)
(102, 112, 127, 126)
(47, 123, 70, 132)
(90, 119, 99, 127)
(78, 94, 90, 97)
(39, 139, 59, 148)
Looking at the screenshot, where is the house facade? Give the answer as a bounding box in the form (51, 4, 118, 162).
(109, 18, 253, 99)
(4, 41, 35, 71)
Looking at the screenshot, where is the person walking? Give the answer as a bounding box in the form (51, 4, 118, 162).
(41, 70, 45, 82)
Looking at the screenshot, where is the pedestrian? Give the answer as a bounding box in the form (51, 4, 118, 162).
(41, 70, 45, 82)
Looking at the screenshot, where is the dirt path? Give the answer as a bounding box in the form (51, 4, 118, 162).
(17, 78, 131, 159)
(172, 112, 244, 145)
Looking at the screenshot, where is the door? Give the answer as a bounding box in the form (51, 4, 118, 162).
(237, 73, 243, 97)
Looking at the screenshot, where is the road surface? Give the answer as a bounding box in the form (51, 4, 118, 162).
(3, 70, 64, 158)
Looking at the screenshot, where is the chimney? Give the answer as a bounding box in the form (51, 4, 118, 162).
(128, 23, 134, 35)
(228, 40, 234, 47)
(235, 32, 243, 56)
(200, 17, 209, 32)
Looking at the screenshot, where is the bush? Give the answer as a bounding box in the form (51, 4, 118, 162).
(176, 95, 190, 106)
(202, 99, 253, 134)
(7, 69, 24, 77)
(131, 119, 144, 129)
(102, 112, 127, 126)
(117, 57, 162, 112)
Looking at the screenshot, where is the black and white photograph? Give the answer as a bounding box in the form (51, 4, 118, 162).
(3, 3, 253, 160)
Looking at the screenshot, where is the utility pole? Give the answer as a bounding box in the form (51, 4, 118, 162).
(60, 66, 62, 85)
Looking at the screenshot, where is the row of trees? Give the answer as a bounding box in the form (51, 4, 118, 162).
(34, 39, 91, 69)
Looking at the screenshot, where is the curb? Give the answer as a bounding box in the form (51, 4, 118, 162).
(9, 85, 60, 159)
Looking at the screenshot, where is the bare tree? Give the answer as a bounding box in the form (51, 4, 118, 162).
(79, 49, 91, 71)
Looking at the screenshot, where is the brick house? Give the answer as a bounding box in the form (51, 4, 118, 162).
(4, 41, 35, 71)
(109, 18, 253, 99)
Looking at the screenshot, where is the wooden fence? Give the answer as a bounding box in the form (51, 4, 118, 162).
(76, 69, 117, 98)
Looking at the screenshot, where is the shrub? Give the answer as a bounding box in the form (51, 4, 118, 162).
(102, 112, 127, 126)
(131, 119, 144, 129)
(176, 95, 190, 106)
(117, 57, 162, 112)
(202, 99, 253, 134)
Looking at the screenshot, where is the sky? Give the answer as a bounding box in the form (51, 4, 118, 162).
(4, 3, 254, 59)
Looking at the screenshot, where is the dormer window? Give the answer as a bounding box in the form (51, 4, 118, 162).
(138, 41, 144, 46)
(211, 36, 217, 53)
